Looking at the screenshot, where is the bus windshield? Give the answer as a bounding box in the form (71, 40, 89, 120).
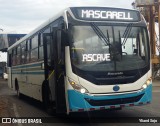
(69, 24, 149, 72)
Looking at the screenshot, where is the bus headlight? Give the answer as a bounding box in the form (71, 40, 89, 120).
(68, 78, 89, 94)
(141, 78, 152, 89)
(142, 84, 147, 89)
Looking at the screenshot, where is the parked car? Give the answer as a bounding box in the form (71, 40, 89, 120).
(3, 73, 8, 80)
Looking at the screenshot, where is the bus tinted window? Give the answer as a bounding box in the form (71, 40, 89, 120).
(17, 45, 21, 54)
(31, 48, 38, 61)
(27, 40, 31, 51)
(26, 52, 30, 63)
(43, 27, 51, 59)
(39, 46, 44, 59)
(32, 35, 38, 49)
(21, 41, 26, 64)
(12, 49, 16, 66)
(28, 34, 39, 62)
(17, 45, 21, 65)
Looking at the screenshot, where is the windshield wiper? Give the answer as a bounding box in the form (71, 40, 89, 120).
(90, 22, 110, 46)
(122, 23, 133, 47)
(90, 23, 124, 71)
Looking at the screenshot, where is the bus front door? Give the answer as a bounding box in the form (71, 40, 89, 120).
(43, 33, 56, 113)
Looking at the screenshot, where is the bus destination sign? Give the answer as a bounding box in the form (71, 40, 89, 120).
(81, 10, 133, 20)
(71, 7, 140, 22)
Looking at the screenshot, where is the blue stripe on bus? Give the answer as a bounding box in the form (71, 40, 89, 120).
(67, 84, 152, 111)
(12, 63, 42, 69)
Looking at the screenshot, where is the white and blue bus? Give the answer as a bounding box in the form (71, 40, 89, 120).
(8, 7, 152, 115)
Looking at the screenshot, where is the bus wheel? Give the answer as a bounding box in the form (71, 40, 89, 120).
(43, 86, 55, 115)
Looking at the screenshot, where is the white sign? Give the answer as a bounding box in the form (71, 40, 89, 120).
(82, 54, 110, 62)
(81, 10, 133, 20)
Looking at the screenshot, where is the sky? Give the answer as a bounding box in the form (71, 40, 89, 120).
(0, 0, 135, 62)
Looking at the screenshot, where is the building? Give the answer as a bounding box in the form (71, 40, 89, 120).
(0, 62, 6, 78)
(0, 34, 26, 52)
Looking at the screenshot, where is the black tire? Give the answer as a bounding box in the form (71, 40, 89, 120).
(43, 85, 55, 115)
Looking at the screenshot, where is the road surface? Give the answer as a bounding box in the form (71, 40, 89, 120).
(0, 79, 160, 126)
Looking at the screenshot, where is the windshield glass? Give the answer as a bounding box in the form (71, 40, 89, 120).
(70, 24, 149, 72)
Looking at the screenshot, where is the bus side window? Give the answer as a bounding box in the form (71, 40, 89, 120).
(39, 33, 44, 60)
(12, 47, 17, 66)
(26, 40, 31, 63)
(42, 27, 51, 66)
(21, 41, 26, 64)
(30, 35, 38, 62)
(17, 45, 21, 65)
(57, 30, 61, 61)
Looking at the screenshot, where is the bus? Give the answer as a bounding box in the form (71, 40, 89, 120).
(8, 7, 152, 115)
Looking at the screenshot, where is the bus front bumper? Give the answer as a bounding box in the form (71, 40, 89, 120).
(68, 85, 152, 112)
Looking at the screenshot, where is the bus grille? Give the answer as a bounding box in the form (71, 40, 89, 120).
(85, 94, 144, 106)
